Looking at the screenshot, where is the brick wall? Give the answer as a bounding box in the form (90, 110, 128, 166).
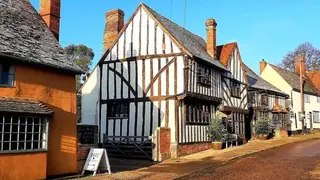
(177, 143, 211, 157)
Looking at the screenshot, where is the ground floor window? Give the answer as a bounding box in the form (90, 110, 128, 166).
(313, 111, 320, 123)
(107, 102, 129, 119)
(185, 102, 211, 124)
(0, 115, 48, 152)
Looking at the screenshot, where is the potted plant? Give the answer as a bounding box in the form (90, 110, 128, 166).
(207, 118, 229, 150)
(254, 116, 274, 140)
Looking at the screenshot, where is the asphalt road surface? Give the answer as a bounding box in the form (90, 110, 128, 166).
(181, 139, 320, 180)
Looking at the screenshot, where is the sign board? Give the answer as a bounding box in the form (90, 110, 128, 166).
(77, 125, 98, 145)
(82, 148, 111, 176)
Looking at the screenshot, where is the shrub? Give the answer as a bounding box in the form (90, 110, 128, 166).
(255, 116, 274, 136)
(207, 118, 229, 142)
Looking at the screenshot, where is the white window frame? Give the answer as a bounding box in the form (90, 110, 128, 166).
(0, 115, 49, 153)
(304, 94, 310, 103)
(313, 111, 320, 123)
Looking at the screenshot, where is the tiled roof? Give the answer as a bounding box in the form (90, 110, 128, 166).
(307, 71, 320, 94)
(216, 42, 237, 66)
(269, 64, 317, 94)
(243, 64, 288, 96)
(272, 104, 288, 113)
(142, 4, 227, 71)
(0, 0, 83, 74)
(0, 97, 54, 115)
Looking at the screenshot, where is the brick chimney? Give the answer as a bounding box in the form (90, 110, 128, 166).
(40, 0, 61, 41)
(205, 18, 217, 59)
(103, 9, 124, 52)
(260, 59, 267, 74)
(295, 56, 306, 75)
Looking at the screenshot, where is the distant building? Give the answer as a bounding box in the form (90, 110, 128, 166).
(260, 59, 320, 134)
(0, 0, 82, 179)
(244, 64, 289, 138)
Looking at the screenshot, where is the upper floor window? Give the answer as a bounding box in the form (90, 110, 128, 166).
(107, 102, 129, 119)
(261, 94, 268, 106)
(197, 64, 211, 86)
(230, 81, 241, 98)
(275, 96, 279, 105)
(317, 96, 320, 103)
(0, 63, 14, 87)
(304, 94, 310, 103)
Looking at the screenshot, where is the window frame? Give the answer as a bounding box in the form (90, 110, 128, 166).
(107, 102, 129, 119)
(197, 64, 211, 87)
(313, 111, 320, 123)
(185, 102, 211, 125)
(304, 94, 310, 103)
(317, 96, 320, 103)
(230, 80, 241, 98)
(0, 115, 49, 154)
(0, 63, 15, 87)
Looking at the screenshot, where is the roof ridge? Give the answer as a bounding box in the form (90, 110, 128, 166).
(217, 42, 237, 47)
(141, 3, 204, 42)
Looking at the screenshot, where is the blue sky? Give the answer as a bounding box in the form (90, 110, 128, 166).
(30, 0, 320, 73)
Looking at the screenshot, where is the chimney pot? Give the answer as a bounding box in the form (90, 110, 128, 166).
(103, 9, 125, 52)
(205, 18, 217, 59)
(40, 0, 61, 41)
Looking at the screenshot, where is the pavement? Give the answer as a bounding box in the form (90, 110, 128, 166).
(75, 132, 320, 180)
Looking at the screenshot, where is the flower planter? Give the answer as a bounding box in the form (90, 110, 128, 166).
(211, 142, 223, 150)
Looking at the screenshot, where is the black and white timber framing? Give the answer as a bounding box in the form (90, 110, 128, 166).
(81, 3, 240, 147)
(218, 44, 249, 137)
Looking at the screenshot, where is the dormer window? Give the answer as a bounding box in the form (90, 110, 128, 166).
(197, 64, 211, 86)
(0, 63, 14, 87)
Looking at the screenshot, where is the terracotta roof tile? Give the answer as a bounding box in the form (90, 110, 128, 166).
(307, 71, 320, 94)
(216, 42, 237, 66)
(0, 96, 54, 115)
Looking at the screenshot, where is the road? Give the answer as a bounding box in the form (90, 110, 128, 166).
(181, 139, 320, 180)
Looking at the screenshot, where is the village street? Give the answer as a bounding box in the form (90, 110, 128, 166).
(181, 139, 320, 180)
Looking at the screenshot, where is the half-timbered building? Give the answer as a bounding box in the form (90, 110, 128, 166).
(81, 3, 229, 159)
(216, 42, 249, 139)
(244, 64, 289, 139)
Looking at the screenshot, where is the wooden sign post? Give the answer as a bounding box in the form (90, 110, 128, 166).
(81, 148, 111, 176)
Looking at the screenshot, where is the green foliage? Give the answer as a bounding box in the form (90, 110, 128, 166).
(64, 44, 95, 123)
(254, 116, 275, 136)
(207, 118, 229, 142)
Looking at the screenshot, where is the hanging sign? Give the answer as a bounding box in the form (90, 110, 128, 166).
(81, 148, 111, 176)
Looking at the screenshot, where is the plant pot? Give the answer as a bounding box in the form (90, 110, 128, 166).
(257, 135, 268, 140)
(211, 142, 223, 150)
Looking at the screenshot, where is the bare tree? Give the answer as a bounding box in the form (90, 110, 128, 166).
(280, 42, 320, 71)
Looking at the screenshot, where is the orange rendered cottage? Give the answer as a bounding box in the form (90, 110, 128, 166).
(0, 0, 83, 179)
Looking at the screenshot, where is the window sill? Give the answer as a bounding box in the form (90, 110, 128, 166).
(231, 95, 241, 99)
(0, 149, 47, 155)
(186, 122, 210, 126)
(107, 117, 129, 120)
(197, 81, 211, 87)
(0, 84, 14, 88)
